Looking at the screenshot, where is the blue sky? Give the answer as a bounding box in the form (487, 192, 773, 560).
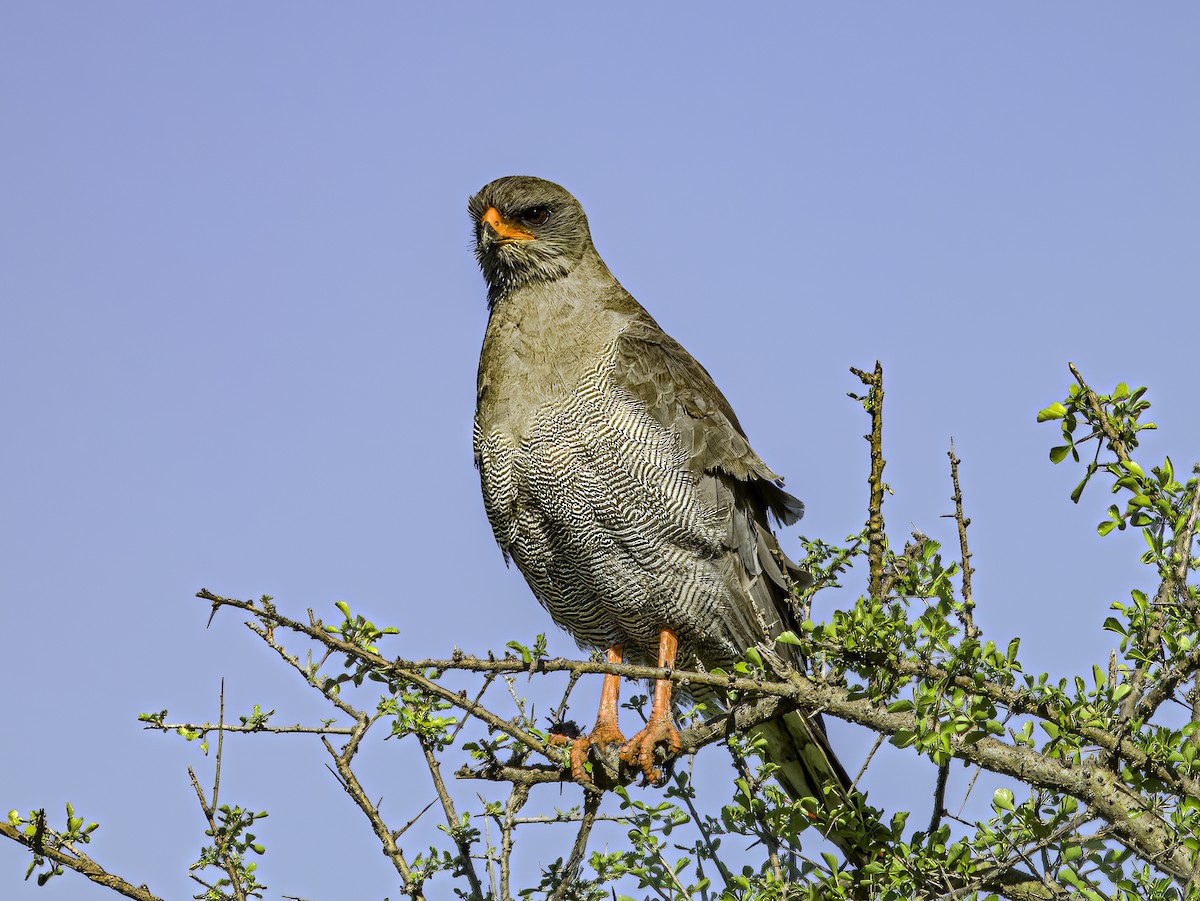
(2, 4, 1197, 898)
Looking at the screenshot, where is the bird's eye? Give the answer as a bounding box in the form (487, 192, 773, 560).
(522, 207, 551, 226)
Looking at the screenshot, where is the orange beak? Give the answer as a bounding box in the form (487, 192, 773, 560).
(481, 207, 535, 242)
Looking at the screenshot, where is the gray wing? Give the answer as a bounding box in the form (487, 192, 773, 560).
(610, 312, 812, 647)
(612, 311, 857, 816)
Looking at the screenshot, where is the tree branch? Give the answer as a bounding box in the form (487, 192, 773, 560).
(0, 821, 163, 901)
(320, 718, 425, 899)
(850, 362, 887, 599)
(948, 442, 980, 640)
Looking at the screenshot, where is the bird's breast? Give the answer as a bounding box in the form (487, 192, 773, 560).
(475, 282, 627, 444)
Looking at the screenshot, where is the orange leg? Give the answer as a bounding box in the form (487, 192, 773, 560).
(553, 646, 627, 783)
(619, 629, 682, 785)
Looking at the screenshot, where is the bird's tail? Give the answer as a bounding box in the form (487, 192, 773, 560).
(752, 711, 883, 866)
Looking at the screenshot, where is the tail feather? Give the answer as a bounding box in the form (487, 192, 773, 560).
(752, 711, 874, 865)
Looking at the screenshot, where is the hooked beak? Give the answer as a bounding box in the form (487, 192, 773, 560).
(480, 207, 535, 244)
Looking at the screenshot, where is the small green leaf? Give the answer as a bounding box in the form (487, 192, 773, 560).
(1049, 445, 1071, 464)
(1070, 477, 1089, 504)
(1006, 637, 1021, 662)
(1037, 402, 1068, 422)
(1102, 617, 1127, 636)
(992, 788, 1015, 811)
(1097, 520, 1118, 537)
(776, 630, 802, 646)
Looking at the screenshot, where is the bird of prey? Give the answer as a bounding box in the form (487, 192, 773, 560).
(469, 175, 857, 850)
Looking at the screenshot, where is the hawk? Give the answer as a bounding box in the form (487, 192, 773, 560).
(469, 175, 860, 856)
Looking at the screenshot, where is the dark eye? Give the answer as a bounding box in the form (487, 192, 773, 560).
(522, 207, 551, 226)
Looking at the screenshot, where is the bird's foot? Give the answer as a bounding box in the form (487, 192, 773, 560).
(550, 719, 626, 784)
(619, 717, 681, 786)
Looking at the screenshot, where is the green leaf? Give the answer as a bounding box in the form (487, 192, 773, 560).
(776, 630, 802, 646)
(1049, 445, 1071, 464)
(1070, 477, 1089, 504)
(1006, 637, 1021, 662)
(1121, 459, 1145, 478)
(505, 640, 531, 664)
(1097, 520, 1118, 537)
(1037, 402, 1068, 422)
(992, 788, 1015, 811)
(1059, 867, 1085, 889)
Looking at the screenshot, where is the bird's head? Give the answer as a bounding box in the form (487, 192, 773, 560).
(468, 176, 592, 305)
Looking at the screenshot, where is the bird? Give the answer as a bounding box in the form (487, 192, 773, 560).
(469, 175, 862, 856)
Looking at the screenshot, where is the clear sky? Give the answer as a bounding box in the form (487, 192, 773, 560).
(2, 4, 1197, 899)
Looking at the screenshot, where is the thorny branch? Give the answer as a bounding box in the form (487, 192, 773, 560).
(196, 587, 1195, 887)
(947, 442, 979, 641)
(186, 682, 252, 901)
(322, 719, 424, 897)
(0, 819, 163, 901)
(850, 362, 887, 599)
(419, 733, 485, 900)
(547, 791, 600, 901)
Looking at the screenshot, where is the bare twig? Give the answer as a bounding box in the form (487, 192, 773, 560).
(479, 794, 499, 901)
(395, 798, 437, 839)
(186, 764, 247, 901)
(504, 813, 626, 825)
(212, 680, 226, 815)
(449, 671, 500, 745)
(929, 761, 949, 836)
(852, 734, 885, 789)
(320, 721, 424, 899)
(499, 784, 529, 901)
(669, 770, 737, 892)
(418, 734, 485, 900)
(850, 362, 887, 599)
(199, 590, 554, 760)
(547, 791, 601, 901)
(144, 721, 353, 737)
(948, 442, 980, 640)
